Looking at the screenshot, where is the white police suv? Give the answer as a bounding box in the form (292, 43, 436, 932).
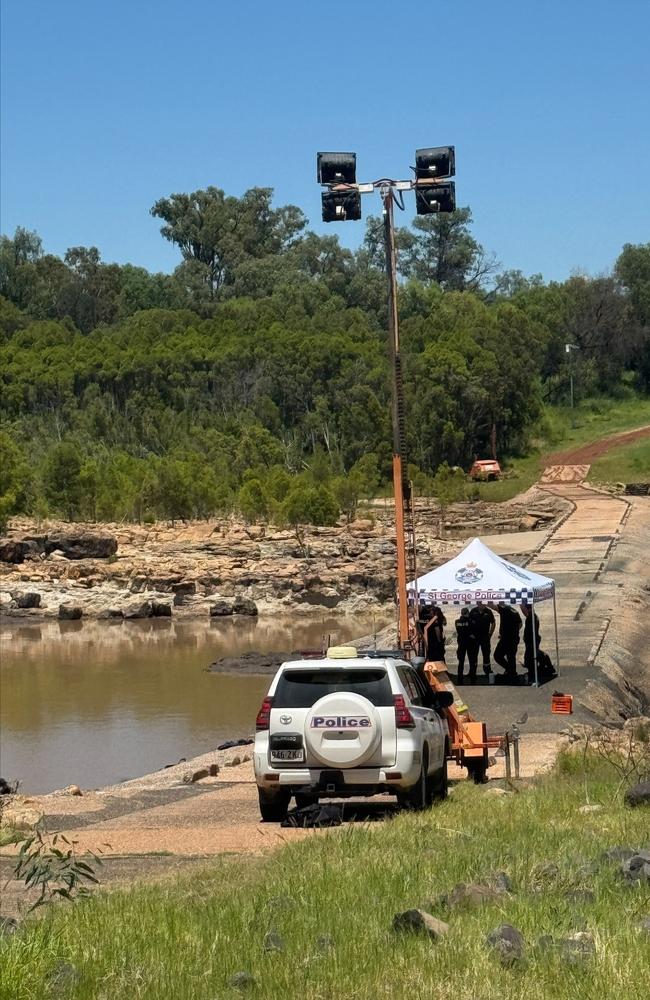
(254, 646, 451, 821)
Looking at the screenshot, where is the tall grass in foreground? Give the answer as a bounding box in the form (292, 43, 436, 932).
(2, 757, 649, 1000)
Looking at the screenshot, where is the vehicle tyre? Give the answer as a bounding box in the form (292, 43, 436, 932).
(428, 753, 448, 803)
(294, 792, 318, 810)
(258, 787, 290, 822)
(397, 751, 429, 812)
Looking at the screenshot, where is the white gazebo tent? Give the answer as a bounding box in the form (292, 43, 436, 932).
(407, 537, 559, 687)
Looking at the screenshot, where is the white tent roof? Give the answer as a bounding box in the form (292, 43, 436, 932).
(408, 537, 555, 605)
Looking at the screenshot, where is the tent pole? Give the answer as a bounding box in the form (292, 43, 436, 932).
(531, 595, 539, 688)
(552, 589, 561, 678)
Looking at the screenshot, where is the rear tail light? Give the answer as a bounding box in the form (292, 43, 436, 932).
(256, 696, 273, 731)
(394, 694, 415, 729)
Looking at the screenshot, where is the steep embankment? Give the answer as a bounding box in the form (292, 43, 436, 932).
(583, 497, 650, 720)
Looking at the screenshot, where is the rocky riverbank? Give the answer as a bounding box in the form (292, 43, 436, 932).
(0, 489, 569, 621)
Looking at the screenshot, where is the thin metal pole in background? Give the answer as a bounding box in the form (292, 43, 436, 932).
(531, 596, 539, 688)
(552, 590, 561, 678)
(512, 726, 521, 778)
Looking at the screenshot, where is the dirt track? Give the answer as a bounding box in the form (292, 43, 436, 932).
(547, 424, 650, 465)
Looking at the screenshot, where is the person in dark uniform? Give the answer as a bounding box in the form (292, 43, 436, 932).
(415, 605, 432, 658)
(468, 603, 495, 677)
(521, 603, 541, 684)
(455, 607, 478, 684)
(423, 604, 446, 663)
(494, 602, 521, 681)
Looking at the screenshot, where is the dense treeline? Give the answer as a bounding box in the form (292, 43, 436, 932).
(1, 187, 648, 527)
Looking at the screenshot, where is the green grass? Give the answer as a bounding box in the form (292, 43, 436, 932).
(2, 758, 649, 1000)
(588, 438, 650, 485)
(468, 395, 650, 502)
(0, 828, 22, 848)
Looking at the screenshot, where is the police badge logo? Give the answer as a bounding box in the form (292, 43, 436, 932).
(454, 561, 484, 584)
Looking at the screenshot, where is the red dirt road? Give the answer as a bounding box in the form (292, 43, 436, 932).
(547, 424, 650, 466)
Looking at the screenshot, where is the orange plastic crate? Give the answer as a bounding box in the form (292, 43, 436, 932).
(551, 694, 573, 715)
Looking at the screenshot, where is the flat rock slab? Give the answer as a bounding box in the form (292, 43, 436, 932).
(393, 909, 449, 940)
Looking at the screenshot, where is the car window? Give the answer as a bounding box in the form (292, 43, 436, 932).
(274, 669, 393, 708)
(397, 666, 421, 705)
(410, 669, 434, 706)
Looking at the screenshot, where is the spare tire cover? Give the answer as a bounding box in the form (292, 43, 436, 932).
(305, 692, 381, 767)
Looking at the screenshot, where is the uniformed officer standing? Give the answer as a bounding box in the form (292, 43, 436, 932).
(494, 602, 522, 681)
(522, 603, 541, 683)
(423, 604, 447, 663)
(468, 603, 495, 678)
(455, 607, 477, 684)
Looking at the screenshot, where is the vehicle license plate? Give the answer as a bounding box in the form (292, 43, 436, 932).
(271, 749, 304, 762)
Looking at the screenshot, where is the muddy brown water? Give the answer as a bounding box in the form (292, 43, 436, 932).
(0, 615, 386, 794)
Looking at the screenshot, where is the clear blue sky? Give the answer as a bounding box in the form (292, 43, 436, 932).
(2, 0, 649, 282)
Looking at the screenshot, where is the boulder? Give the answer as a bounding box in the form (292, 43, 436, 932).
(392, 909, 449, 940)
(624, 781, 650, 808)
(0, 539, 29, 564)
(182, 768, 210, 784)
(0, 917, 18, 938)
(263, 931, 285, 953)
(1, 805, 43, 831)
(62, 784, 83, 796)
(621, 851, 650, 884)
(559, 931, 596, 963)
(123, 601, 153, 619)
(171, 581, 196, 606)
(228, 971, 256, 991)
(45, 532, 117, 560)
(492, 871, 514, 893)
(486, 924, 525, 965)
(13, 592, 41, 609)
(447, 882, 505, 907)
(58, 604, 83, 620)
(210, 600, 234, 617)
(97, 608, 124, 619)
(295, 587, 342, 608)
(519, 514, 539, 531)
(48, 962, 80, 991)
(623, 716, 650, 737)
(232, 597, 258, 616)
(603, 846, 638, 863)
(151, 601, 172, 617)
(531, 861, 560, 885)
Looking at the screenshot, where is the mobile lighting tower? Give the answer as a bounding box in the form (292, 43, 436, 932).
(317, 147, 456, 651)
(316, 149, 498, 780)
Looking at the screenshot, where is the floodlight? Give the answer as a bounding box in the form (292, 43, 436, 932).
(415, 146, 455, 180)
(317, 152, 357, 185)
(415, 181, 456, 215)
(321, 189, 362, 222)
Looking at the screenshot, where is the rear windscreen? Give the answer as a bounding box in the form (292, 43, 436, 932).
(274, 669, 393, 708)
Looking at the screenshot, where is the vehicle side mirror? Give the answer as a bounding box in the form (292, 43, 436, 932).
(433, 690, 454, 709)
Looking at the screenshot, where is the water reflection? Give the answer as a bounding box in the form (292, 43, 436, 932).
(0, 615, 386, 794)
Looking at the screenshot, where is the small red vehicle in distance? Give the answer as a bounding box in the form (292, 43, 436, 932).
(469, 459, 502, 481)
